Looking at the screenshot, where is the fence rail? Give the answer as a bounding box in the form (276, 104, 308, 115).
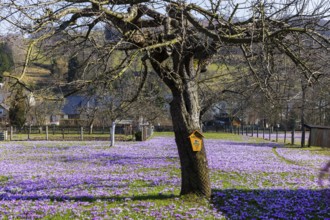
(0, 125, 154, 142)
(206, 125, 310, 146)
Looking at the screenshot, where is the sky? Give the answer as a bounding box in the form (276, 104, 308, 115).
(0, 0, 329, 36)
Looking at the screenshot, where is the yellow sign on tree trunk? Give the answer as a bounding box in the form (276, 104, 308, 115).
(189, 130, 204, 152)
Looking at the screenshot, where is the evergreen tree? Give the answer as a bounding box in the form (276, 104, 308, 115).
(67, 56, 79, 83)
(0, 42, 14, 82)
(9, 88, 27, 128)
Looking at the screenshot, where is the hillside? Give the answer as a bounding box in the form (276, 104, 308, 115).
(17, 59, 70, 94)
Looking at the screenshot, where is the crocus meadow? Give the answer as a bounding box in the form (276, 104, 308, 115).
(0, 136, 329, 219)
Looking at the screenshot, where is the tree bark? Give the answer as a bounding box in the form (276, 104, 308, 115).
(110, 121, 116, 147)
(301, 82, 307, 148)
(150, 51, 211, 198)
(170, 90, 211, 198)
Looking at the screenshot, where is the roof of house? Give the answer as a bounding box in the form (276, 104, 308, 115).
(115, 119, 133, 125)
(304, 124, 330, 129)
(62, 96, 96, 115)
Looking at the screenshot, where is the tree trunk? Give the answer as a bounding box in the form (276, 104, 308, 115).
(170, 89, 211, 198)
(301, 82, 307, 148)
(110, 121, 116, 147)
(150, 51, 211, 198)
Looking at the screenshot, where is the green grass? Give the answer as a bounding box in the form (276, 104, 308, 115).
(0, 176, 10, 185)
(204, 132, 246, 141)
(43, 212, 75, 220)
(154, 131, 275, 143)
(154, 131, 247, 141)
(153, 132, 175, 137)
(302, 146, 330, 156)
(210, 171, 249, 189)
(271, 147, 303, 166)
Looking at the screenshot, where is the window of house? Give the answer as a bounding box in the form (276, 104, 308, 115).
(51, 115, 57, 122)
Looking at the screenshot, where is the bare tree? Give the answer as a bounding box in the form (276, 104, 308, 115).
(87, 72, 146, 145)
(1, 0, 329, 198)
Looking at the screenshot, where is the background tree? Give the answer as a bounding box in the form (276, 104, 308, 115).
(25, 99, 61, 127)
(67, 56, 79, 83)
(0, 42, 14, 82)
(9, 87, 27, 128)
(1, 0, 329, 198)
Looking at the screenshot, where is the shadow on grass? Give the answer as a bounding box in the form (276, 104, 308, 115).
(0, 193, 177, 202)
(211, 188, 330, 219)
(53, 153, 178, 165)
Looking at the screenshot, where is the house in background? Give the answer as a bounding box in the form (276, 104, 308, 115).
(57, 95, 98, 126)
(203, 113, 241, 131)
(30, 95, 101, 126)
(61, 96, 87, 119)
(42, 96, 87, 126)
(26, 94, 144, 128)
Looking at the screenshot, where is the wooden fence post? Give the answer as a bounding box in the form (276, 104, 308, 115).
(143, 126, 147, 141)
(80, 127, 84, 141)
(257, 127, 259, 138)
(28, 125, 31, 140)
(46, 126, 49, 141)
(276, 128, 278, 142)
(10, 126, 13, 141)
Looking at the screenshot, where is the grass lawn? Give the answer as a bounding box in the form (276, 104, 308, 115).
(154, 131, 252, 141)
(0, 133, 329, 219)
